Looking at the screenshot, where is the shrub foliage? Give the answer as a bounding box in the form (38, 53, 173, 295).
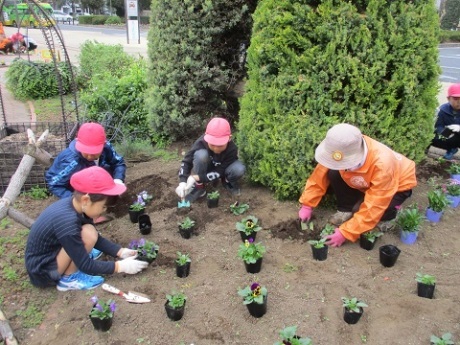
(146, 0, 256, 141)
(5, 59, 74, 100)
(238, 0, 440, 199)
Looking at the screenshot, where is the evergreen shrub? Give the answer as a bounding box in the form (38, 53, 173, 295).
(238, 0, 440, 199)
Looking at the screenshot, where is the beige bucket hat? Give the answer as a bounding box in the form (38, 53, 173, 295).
(315, 123, 365, 170)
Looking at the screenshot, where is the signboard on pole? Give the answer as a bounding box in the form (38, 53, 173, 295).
(125, 0, 140, 44)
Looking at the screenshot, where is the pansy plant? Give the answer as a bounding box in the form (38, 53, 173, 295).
(237, 238, 266, 264)
(128, 238, 159, 260)
(237, 282, 267, 305)
(236, 215, 262, 235)
(90, 296, 116, 320)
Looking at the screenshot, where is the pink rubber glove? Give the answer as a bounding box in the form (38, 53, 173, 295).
(325, 228, 346, 247)
(298, 205, 313, 222)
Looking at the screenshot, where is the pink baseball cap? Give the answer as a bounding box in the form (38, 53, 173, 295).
(75, 123, 106, 155)
(203, 118, 231, 146)
(70, 166, 127, 196)
(448, 84, 460, 97)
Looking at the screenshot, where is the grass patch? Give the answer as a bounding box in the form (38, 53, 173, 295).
(32, 94, 76, 122)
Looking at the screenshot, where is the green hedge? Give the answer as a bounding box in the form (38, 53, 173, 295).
(238, 0, 440, 200)
(440, 29, 460, 42)
(5, 59, 75, 100)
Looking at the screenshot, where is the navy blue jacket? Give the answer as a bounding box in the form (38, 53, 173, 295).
(45, 140, 126, 198)
(435, 103, 460, 135)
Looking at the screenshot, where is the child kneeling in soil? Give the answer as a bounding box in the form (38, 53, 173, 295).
(25, 166, 148, 291)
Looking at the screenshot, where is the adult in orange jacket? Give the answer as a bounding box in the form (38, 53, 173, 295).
(298, 123, 417, 247)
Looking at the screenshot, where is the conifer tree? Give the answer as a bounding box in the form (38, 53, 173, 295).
(238, 0, 440, 200)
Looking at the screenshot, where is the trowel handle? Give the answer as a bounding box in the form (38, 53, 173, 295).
(102, 283, 126, 298)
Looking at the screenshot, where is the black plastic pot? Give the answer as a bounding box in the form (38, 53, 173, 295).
(244, 258, 263, 273)
(379, 244, 401, 267)
(417, 282, 435, 299)
(240, 231, 257, 242)
(311, 245, 328, 261)
(359, 235, 376, 251)
(179, 226, 194, 239)
(138, 214, 152, 235)
(89, 313, 113, 332)
(165, 301, 185, 321)
(137, 250, 158, 264)
(246, 295, 267, 318)
(176, 262, 191, 278)
(343, 307, 363, 324)
(129, 208, 145, 223)
(207, 197, 219, 208)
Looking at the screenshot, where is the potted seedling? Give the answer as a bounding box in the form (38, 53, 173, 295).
(446, 162, 460, 181)
(359, 229, 383, 250)
(164, 291, 187, 321)
(237, 238, 266, 274)
(128, 197, 146, 223)
(307, 237, 328, 261)
(128, 238, 159, 264)
(229, 201, 249, 215)
(426, 189, 449, 223)
(395, 203, 424, 244)
(175, 251, 191, 278)
(206, 190, 220, 208)
(416, 272, 436, 299)
(431, 333, 455, 345)
(445, 179, 460, 208)
(89, 296, 116, 332)
(274, 325, 312, 345)
(342, 297, 367, 324)
(178, 217, 196, 239)
(236, 215, 262, 242)
(237, 282, 268, 318)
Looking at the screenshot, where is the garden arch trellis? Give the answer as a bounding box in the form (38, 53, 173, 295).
(0, 0, 79, 134)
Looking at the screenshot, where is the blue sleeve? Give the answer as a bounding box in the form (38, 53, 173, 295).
(60, 233, 116, 275)
(100, 143, 126, 181)
(45, 150, 81, 199)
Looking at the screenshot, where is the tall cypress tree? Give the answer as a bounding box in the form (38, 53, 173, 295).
(238, 0, 440, 200)
(440, 0, 460, 29)
(146, 0, 256, 141)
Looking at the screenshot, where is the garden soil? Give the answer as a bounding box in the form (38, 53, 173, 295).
(2, 148, 460, 345)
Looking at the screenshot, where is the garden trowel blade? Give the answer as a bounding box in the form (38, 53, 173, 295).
(178, 199, 190, 208)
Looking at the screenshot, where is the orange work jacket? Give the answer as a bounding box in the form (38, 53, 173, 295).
(299, 136, 417, 242)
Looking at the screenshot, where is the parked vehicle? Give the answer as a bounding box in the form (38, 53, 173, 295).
(2, 2, 54, 28)
(52, 10, 72, 24)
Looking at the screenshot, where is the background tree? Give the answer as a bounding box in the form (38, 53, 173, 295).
(440, 0, 460, 29)
(80, 0, 104, 14)
(238, 0, 440, 200)
(145, 0, 257, 142)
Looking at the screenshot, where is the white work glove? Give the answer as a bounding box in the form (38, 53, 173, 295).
(447, 124, 460, 133)
(113, 179, 124, 185)
(118, 248, 137, 259)
(117, 256, 148, 274)
(175, 176, 197, 198)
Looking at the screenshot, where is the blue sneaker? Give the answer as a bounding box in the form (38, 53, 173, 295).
(89, 248, 103, 260)
(56, 271, 104, 291)
(443, 148, 459, 160)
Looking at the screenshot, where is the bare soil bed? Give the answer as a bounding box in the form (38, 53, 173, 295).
(2, 150, 460, 345)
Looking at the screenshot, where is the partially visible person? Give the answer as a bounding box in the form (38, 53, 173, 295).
(25, 166, 148, 291)
(45, 122, 126, 199)
(298, 123, 417, 247)
(429, 83, 460, 160)
(175, 117, 246, 202)
(20, 35, 38, 52)
(0, 37, 13, 54)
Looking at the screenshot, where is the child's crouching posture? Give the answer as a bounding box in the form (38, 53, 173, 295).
(25, 166, 148, 291)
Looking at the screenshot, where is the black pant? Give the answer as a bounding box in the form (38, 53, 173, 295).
(327, 170, 412, 221)
(430, 132, 460, 151)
